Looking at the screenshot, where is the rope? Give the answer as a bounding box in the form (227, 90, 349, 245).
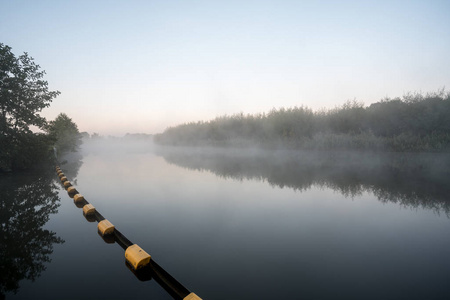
(56, 165, 202, 300)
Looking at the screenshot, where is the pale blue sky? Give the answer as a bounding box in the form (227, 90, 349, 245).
(1, 0, 449, 135)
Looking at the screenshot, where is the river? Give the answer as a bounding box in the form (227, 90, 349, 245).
(2, 141, 450, 299)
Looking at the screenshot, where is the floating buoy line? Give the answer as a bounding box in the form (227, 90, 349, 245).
(56, 166, 202, 300)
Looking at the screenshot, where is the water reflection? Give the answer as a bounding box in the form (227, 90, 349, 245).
(57, 151, 83, 184)
(0, 170, 64, 298)
(155, 148, 450, 215)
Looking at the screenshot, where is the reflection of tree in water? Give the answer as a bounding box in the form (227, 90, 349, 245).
(57, 150, 83, 182)
(0, 170, 64, 297)
(156, 148, 450, 215)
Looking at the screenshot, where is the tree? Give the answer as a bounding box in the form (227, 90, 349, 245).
(0, 43, 60, 134)
(46, 113, 82, 154)
(0, 44, 60, 170)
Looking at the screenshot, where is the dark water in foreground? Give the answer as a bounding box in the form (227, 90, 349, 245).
(2, 144, 450, 300)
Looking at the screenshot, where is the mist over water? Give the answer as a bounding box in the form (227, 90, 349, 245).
(154, 145, 450, 215)
(3, 139, 450, 299)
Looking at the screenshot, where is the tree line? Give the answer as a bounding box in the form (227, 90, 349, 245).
(154, 90, 450, 152)
(0, 43, 81, 171)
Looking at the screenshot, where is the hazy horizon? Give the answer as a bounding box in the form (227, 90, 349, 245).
(1, 0, 449, 135)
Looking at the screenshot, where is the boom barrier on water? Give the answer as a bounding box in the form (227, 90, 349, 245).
(55, 166, 202, 300)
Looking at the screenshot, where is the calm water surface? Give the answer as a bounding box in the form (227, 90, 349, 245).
(2, 143, 450, 299)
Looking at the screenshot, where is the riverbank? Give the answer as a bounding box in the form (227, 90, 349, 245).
(154, 91, 450, 152)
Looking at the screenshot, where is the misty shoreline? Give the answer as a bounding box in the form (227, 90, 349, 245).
(153, 91, 450, 153)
